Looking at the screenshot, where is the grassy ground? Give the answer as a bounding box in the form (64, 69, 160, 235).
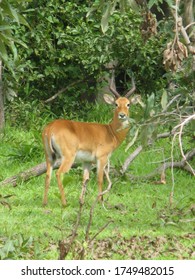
(0, 121, 195, 260)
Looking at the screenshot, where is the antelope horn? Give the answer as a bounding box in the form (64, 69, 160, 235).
(109, 70, 121, 98)
(125, 76, 136, 98)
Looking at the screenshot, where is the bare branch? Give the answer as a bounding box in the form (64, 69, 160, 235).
(122, 145, 143, 174)
(44, 80, 84, 103)
(173, 114, 195, 176)
(89, 219, 114, 243)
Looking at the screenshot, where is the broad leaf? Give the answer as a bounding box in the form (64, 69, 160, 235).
(0, 25, 14, 31)
(101, 2, 113, 34)
(0, 41, 8, 61)
(161, 89, 168, 110)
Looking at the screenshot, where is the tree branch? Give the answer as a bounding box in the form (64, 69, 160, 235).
(126, 149, 195, 181)
(44, 80, 84, 103)
(0, 160, 61, 187)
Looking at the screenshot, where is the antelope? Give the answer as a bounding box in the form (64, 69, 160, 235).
(42, 71, 136, 206)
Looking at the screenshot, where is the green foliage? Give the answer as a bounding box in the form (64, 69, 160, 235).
(2, 0, 169, 110)
(0, 235, 34, 260)
(0, 0, 28, 62)
(0, 0, 193, 126)
(5, 98, 55, 129)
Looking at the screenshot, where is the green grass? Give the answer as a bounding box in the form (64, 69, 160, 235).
(0, 123, 195, 260)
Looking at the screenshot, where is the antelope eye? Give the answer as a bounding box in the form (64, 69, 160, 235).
(127, 103, 130, 108)
(115, 103, 118, 107)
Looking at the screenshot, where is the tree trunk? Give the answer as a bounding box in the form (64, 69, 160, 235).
(183, 0, 194, 30)
(183, 0, 195, 49)
(0, 60, 5, 130)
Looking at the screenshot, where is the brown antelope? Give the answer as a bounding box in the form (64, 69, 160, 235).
(42, 71, 136, 206)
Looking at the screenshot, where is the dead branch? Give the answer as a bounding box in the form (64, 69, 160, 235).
(0, 159, 62, 187)
(126, 148, 195, 181)
(44, 80, 84, 103)
(89, 220, 114, 244)
(121, 145, 143, 174)
(174, 114, 195, 176)
(121, 131, 176, 175)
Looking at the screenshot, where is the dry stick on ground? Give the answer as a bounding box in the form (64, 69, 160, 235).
(0, 159, 62, 187)
(125, 149, 195, 182)
(124, 147, 195, 181)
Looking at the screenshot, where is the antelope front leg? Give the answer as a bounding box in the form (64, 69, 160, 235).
(56, 156, 75, 206)
(97, 157, 109, 201)
(43, 162, 53, 206)
(80, 163, 91, 205)
(104, 159, 112, 193)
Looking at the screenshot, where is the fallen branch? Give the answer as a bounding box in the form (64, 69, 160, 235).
(126, 148, 195, 181)
(121, 131, 175, 175)
(121, 145, 143, 174)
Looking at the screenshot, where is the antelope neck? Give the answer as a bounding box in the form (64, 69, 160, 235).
(108, 119, 129, 146)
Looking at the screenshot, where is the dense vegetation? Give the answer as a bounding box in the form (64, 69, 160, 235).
(0, 0, 194, 259)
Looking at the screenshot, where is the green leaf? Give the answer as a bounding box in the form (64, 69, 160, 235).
(161, 89, 168, 110)
(144, 93, 155, 118)
(0, 25, 14, 31)
(9, 5, 20, 25)
(0, 41, 8, 61)
(18, 14, 30, 28)
(101, 2, 113, 34)
(9, 41, 17, 60)
(165, 0, 174, 8)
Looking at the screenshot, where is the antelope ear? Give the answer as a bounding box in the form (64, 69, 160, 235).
(103, 94, 115, 105)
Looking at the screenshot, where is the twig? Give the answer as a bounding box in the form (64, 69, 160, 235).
(174, 114, 195, 176)
(89, 219, 114, 243)
(185, 22, 195, 31)
(44, 80, 84, 103)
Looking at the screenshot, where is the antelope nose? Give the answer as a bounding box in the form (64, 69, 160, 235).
(119, 113, 126, 119)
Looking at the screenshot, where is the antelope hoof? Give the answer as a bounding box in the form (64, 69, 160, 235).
(61, 200, 67, 207)
(98, 195, 103, 202)
(79, 196, 85, 205)
(42, 200, 48, 207)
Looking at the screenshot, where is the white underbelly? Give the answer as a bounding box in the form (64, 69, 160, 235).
(75, 150, 96, 163)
